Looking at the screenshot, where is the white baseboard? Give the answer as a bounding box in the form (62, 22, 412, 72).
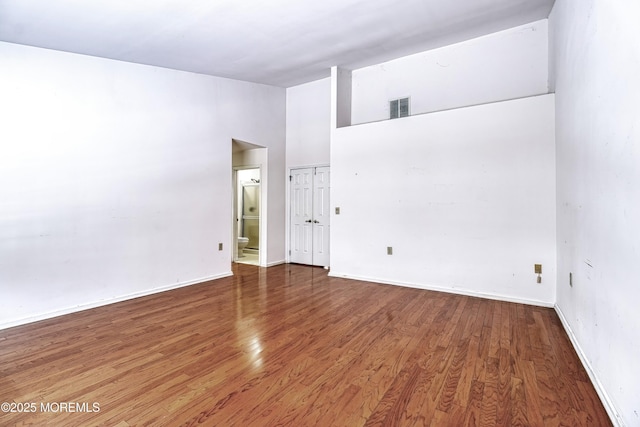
(0, 272, 233, 331)
(327, 271, 554, 308)
(327, 272, 619, 424)
(554, 305, 623, 426)
(266, 259, 286, 267)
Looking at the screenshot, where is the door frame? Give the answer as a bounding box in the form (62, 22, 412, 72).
(233, 165, 264, 265)
(287, 164, 330, 265)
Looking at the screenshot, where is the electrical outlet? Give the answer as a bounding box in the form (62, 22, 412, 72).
(534, 264, 542, 274)
(218, 243, 223, 251)
(387, 246, 393, 255)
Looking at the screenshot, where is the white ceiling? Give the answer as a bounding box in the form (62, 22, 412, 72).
(0, 0, 555, 87)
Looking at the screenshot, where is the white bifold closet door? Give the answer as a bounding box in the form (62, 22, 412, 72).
(290, 167, 330, 267)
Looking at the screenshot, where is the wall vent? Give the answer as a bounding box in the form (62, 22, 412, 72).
(390, 97, 410, 119)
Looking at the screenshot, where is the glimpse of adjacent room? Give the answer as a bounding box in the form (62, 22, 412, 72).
(235, 168, 260, 266)
(232, 138, 267, 267)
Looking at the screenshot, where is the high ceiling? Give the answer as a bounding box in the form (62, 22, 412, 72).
(0, 0, 555, 87)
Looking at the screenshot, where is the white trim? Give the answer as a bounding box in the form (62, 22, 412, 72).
(327, 271, 554, 308)
(0, 272, 232, 331)
(233, 164, 265, 266)
(266, 259, 286, 267)
(554, 305, 623, 427)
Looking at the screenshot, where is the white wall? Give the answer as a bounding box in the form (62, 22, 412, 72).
(0, 42, 285, 328)
(351, 20, 549, 125)
(551, 1, 640, 425)
(330, 94, 556, 306)
(333, 67, 352, 128)
(285, 78, 331, 168)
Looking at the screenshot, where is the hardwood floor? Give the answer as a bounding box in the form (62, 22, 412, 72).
(0, 263, 611, 426)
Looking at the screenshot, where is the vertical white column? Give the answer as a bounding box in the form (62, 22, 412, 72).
(330, 66, 352, 130)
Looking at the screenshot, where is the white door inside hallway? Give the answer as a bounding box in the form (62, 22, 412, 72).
(290, 167, 330, 267)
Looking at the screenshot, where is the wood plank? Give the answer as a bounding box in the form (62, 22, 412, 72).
(0, 263, 612, 426)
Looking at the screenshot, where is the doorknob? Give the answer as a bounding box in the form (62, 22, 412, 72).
(313, 220, 320, 223)
(305, 219, 312, 223)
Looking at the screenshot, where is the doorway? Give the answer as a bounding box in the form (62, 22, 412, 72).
(232, 138, 267, 267)
(234, 167, 261, 266)
(289, 166, 330, 267)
